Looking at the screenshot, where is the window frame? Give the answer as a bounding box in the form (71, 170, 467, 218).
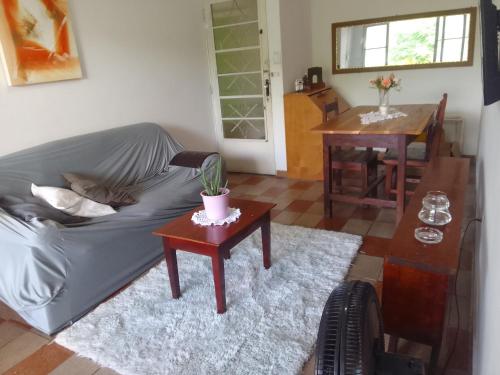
(362, 22, 390, 67)
(332, 7, 477, 74)
(433, 13, 471, 63)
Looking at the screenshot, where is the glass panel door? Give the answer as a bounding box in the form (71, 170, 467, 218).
(207, 0, 275, 174)
(210, 0, 267, 141)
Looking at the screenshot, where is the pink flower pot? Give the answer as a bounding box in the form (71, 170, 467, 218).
(201, 188, 230, 220)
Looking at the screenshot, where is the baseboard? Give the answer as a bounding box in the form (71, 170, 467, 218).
(276, 170, 287, 178)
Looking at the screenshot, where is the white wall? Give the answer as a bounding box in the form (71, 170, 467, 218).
(266, 0, 287, 172)
(310, 0, 483, 155)
(474, 100, 500, 375)
(0, 0, 216, 156)
(267, 0, 312, 171)
(263, 0, 313, 172)
(280, 0, 312, 93)
(473, 0, 500, 373)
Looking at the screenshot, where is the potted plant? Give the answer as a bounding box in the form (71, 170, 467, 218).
(200, 156, 229, 220)
(369, 73, 401, 115)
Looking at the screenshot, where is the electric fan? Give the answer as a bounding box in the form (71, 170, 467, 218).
(314, 281, 426, 375)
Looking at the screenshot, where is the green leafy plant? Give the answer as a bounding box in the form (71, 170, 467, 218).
(389, 30, 435, 66)
(201, 156, 228, 196)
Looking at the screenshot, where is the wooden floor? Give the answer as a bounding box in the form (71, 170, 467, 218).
(0, 168, 476, 375)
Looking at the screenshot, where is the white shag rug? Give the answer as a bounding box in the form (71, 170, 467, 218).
(56, 223, 362, 375)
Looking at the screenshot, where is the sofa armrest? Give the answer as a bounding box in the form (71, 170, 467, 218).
(169, 151, 218, 169)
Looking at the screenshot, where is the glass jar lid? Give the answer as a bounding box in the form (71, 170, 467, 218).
(415, 227, 443, 244)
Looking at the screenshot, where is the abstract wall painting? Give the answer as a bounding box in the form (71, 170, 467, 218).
(0, 0, 82, 86)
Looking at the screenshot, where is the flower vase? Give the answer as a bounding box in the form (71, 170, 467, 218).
(201, 188, 230, 220)
(378, 89, 390, 115)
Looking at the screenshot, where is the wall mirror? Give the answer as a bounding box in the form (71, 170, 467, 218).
(332, 7, 477, 74)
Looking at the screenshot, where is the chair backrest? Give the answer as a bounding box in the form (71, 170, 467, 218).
(425, 93, 448, 161)
(435, 93, 448, 130)
(322, 100, 339, 123)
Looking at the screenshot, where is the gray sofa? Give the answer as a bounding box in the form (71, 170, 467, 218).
(0, 123, 219, 335)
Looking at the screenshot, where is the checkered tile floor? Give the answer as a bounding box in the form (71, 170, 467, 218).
(0, 171, 476, 375)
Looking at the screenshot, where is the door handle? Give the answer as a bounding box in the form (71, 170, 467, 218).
(265, 79, 270, 97)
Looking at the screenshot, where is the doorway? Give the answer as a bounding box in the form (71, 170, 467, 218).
(206, 0, 276, 175)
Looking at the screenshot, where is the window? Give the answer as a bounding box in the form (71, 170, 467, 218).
(434, 14, 471, 63)
(334, 7, 476, 74)
(362, 14, 471, 68)
(364, 24, 388, 67)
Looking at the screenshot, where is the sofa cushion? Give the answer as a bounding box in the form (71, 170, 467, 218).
(63, 173, 137, 208)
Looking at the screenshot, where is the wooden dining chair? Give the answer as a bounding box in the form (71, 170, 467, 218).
(383, 93, 448, 196)
(323, 102, 379, 196)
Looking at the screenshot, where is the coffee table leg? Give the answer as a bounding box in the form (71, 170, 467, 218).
(211, 252, 226, 314)
(262, 213, 271, 269)
(163, 239, 180, 299)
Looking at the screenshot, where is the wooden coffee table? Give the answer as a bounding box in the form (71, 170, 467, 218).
(153, 198, 275, 314)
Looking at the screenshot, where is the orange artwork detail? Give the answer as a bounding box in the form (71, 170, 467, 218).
(0, 0, 81, 85)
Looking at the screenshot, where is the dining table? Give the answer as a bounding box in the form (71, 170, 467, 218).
(312, 104, 438, 224)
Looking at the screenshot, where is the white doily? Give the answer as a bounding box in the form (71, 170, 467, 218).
(359, 110, 407, 125)
(191, 207, 241, 226)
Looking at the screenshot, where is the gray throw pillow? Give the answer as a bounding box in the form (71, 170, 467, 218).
(63, 173, 137, 208)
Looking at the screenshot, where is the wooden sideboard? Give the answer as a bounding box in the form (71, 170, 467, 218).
(284, 87, 350, 180)
(382, 156, 470, 373)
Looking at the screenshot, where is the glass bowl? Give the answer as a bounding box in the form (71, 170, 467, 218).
(415, 227, 443, 244)
(418, 191, 452, 226)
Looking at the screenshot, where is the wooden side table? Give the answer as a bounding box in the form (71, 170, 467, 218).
(153, 198, 275, 314)
(382, 157, 470, 373)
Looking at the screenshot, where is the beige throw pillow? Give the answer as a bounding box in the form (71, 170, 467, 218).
(31, 184, 116, 218)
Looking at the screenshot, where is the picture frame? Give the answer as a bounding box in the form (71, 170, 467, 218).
(0, 0, 82, 86)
